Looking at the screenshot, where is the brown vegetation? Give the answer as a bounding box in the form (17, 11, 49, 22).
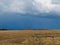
(0, 30, 60, 45)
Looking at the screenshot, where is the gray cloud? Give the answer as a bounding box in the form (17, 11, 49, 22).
(0, 0, 32, 13)
(52, 0, 60, 4)
(0, 0, 60, 15)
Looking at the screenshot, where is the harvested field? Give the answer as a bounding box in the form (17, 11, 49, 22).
(0, 30, 60, 45)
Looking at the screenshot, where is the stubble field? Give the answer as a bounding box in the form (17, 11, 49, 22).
(0, 30, 60, 45)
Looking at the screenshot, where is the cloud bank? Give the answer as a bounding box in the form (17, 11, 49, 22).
(0, 0, 60, 14)
(0, 0, 32, 14)
(33, 0, 60, 13)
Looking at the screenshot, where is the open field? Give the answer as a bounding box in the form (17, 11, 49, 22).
(0, 30, 60, 45)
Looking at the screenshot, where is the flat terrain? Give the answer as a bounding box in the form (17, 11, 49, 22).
(0, 30, 60, 45)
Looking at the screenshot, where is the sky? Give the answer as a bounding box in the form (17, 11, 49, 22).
(0, 0, 60, 29)
(0, 0, 60, 14)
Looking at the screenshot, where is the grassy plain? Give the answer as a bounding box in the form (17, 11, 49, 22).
(0, 30, 60, 45)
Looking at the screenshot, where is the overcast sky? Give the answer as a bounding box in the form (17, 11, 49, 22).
(0, 0, 60, 29)
(0, 0, 60, 15)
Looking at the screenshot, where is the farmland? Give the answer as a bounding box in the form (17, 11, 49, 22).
(0, 30, 60, 45)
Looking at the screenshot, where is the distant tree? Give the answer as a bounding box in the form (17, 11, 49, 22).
(0, 28, 8, 30)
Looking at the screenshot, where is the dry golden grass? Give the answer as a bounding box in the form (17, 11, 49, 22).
(0, 30, 60, 45)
